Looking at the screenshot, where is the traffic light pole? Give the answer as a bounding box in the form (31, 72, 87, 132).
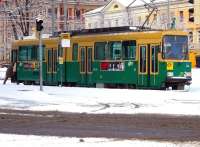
(39, 31, 43, 91)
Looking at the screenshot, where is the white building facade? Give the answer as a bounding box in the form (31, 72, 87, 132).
(84, 0, 194, 30)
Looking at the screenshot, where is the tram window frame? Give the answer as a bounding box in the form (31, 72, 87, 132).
(94, 42, 106, 60)
(108, 41, 122, 60)
(122, 40, 136, 60)
(72, 43, 78, 61)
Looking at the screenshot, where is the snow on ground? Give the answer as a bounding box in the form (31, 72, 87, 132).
(0, 68, 200, 116)
(0, 133, 199, 147)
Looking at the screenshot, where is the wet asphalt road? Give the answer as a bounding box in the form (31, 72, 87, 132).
(0, 109, 200, 141)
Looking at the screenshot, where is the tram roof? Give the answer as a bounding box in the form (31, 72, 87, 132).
(55, 26, 187, 37)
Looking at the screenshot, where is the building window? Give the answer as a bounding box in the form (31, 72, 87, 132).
(48, 8, 52, 17)
(153, 13, 157, 22)
(145, 15, 149, 25)
(189, 32, 193, 43)
(114, 4, 119, 9)
(115, 19, 118, 27)
(189, 8, 194, 22)
(138, 16, 142, 25)
(68, 8, 73, 20)
(179, 11, 184, 22)
(108, 20, 111, 27)
(88, 23, 91, 29)
(198, 31, 200, 43)
(60, 6, 64, 15)
(95, 22, 98, 28)
(75, 8, 80, 20)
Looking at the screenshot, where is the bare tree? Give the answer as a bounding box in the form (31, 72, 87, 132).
(3, 0, 47, 39)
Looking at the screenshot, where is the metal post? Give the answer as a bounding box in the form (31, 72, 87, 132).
(39, 31, 43, 91)
(64, 0, 67, 31)
(167, 0, 170, 29)
(51, 0, 55, 35)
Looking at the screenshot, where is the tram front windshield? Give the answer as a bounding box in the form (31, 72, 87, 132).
(163, 35, 189, 60)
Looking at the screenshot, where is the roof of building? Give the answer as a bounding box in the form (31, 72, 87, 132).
(118, 0, 167, 7)
(85, 0, 167, 15)
(85, 6, 105, 15)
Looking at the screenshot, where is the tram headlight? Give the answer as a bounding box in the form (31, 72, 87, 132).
(184, 72, 192, 78)
(167, 72, 174, 77)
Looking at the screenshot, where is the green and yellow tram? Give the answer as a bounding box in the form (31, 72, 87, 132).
(11, 27, 192, 90)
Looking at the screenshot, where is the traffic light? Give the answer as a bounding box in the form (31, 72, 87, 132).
(36, 18, 43, 31)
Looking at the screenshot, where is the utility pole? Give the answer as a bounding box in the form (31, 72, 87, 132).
(64, 0, 67, 31)
(167, 0, 170, 29)
(51, 0, 55, 35)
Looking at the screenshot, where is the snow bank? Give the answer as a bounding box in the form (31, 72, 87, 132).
(0, 134, 199, 147)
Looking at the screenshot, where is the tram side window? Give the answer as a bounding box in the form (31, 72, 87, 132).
(151, 45, 160, 73)
(72, 43, 78, 61)
(94, 42, 106, 60)
(122, 40, 136, 60)
(19, 46, 28, 61)
(58, 45, 63, 57)
(31, 45, 38, 60)
(140, 46, 147, 73)
(108, 41, 122, 60)
(27, 46, 32, 60)
(18, 45, 45, 61)
(36, 45, 45, 60)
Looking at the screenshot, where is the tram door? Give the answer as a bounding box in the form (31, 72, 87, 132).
(80, 46, 93, 85)
(138, 44, 159, 88)
(46, 48, 58, 84)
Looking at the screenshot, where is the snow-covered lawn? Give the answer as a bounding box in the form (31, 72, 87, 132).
(0, 68, 200, 116)
(0, 133, 199, 147)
